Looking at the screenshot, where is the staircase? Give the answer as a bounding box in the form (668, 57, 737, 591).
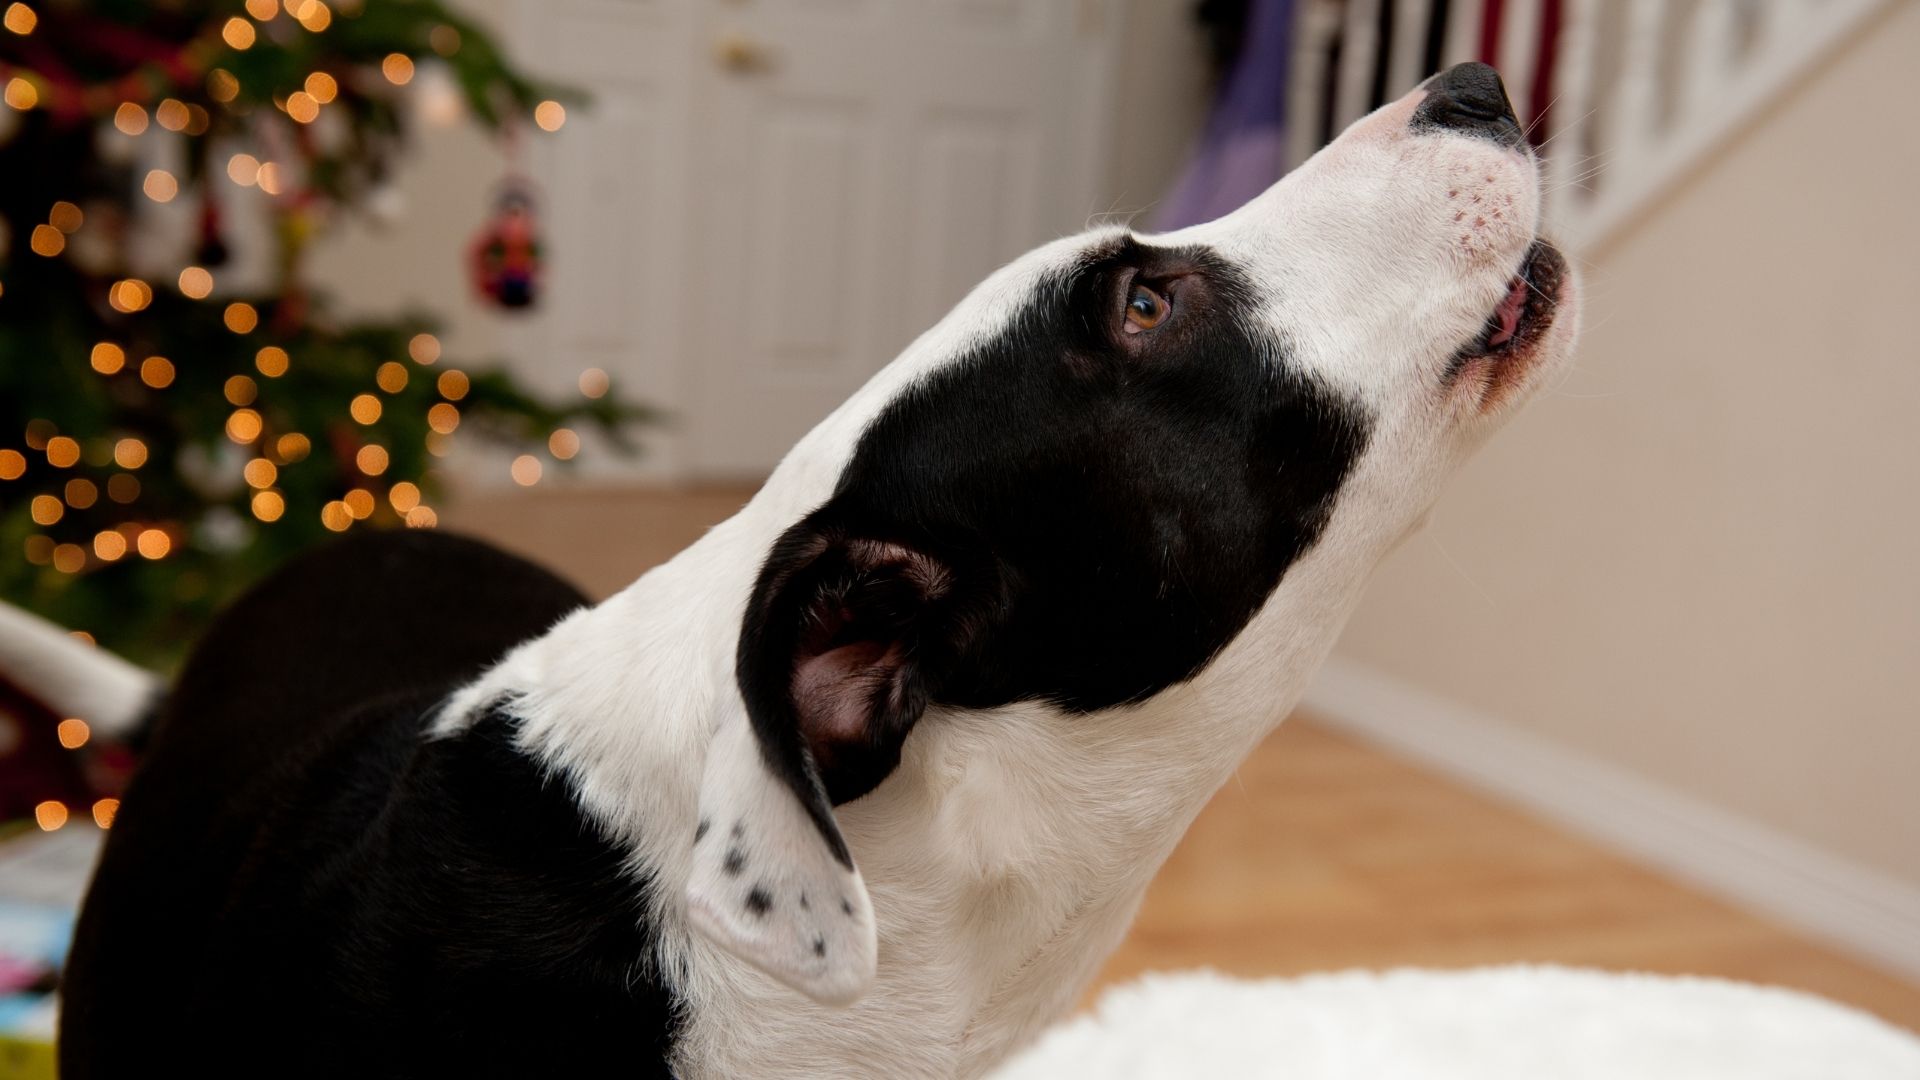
(1296, 0, 1897, 253)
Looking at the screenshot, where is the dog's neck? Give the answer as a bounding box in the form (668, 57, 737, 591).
(441, 476, 1385, 1077)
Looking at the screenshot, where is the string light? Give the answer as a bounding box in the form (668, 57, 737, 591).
(0, 449, 23, 479)
(534, 100, 566, 132)
(184, 104, 211, 134)
(424, 431, 452, 457)
(179, 266, 214, 298)
(113, 437, 147, 469)
(94, 530, 127, 561)
(256, 346, 290, 377)
(222, 16, 256, 49)
(155, 98, 190, 131)
(226, 408, 263, 443)
(143, 169, 179, 203)
(51, 543, 85, 573)
(93, 798, 120, 828)
(111, 279, 154, 313)
(245, 0, 278, 19)
(436, 369, 468, 400)
(136, 528, 171, 559)
(69, 630, 95, 645)
(376, 361, 409, 392)
(30, 224, 64, 256)
(305, 71, 338, 103)
(549, 428, 581, 460)
(45, 435, 79, 467)
(24, 536, 53, 565)
(510, 454, 542, 486)
(408, 333, 440, 364)
(293, 0, 331, 32)
(426, 403, 459, 433)
(139, 356, 174, 388)
(243, 458, 277, 488)
(355, 444, 389, 475)
(251, 489, 285, 522)
(34, 801, 67, 831)
(224, 302, 259, 333)
(25, 420, 54, 450)
(286, 91, 320, 124)
(3, 3, 36, 35)
(49, 201, 83, 232)
(350, 394, 383, 424)
(4, 76, 37, 110)
(404, 505, 438, 528)
(30, 495, 62, 525)
(579, 368, 610, 398)
(208, 69, 240, 103)
(275, 432, 310, 461)
(257, 162, 284, 195)
(224, 375, 258, 405)
(381, 53, 414, 85)
(64, 478, 97, 508)
(320, 500, 352, 532)
(107, 473, 140, 503)
(56, 718, 90, 749)
(113, 101, 148, 135)
(430, 24, 460, 55)
(343, 488, 375, 519)
(387, 481, 420, 512)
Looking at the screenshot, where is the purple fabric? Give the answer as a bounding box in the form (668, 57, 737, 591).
(1153, 0, 1297, 230)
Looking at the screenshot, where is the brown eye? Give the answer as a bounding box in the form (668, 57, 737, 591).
(1123, 283, 1169, 334)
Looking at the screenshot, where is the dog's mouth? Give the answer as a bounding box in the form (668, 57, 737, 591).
(1449, 240, 1566, 378)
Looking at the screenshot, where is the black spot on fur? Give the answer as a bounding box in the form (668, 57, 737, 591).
(798, 892, 809, 910)
(745, 887, 773, 917)
(722, 848, 746, 877)
(693, 819, 709, 843)
(841, 898, 854, 917)
(730, 821, 745, 840)
(813, 936, 826, 957)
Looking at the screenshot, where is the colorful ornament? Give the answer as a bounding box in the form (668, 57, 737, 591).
(466, 178, 542, 309)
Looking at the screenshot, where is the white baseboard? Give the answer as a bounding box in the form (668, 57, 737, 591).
(1300, 656, 1920, 986)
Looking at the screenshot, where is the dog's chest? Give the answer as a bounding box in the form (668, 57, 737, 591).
(672, 710, 1214, 1077)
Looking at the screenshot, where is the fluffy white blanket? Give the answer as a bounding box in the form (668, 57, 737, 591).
(991, 966, 1920, 1079)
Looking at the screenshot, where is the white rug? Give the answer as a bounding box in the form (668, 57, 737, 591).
(990, 966, 1920, 1079)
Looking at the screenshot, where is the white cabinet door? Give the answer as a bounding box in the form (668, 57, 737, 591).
(516, 0, 1121, 480)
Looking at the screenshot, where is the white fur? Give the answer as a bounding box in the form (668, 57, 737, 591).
(686, 705, 878, 1005)
(991, 967, 1920, 1079)
(435, 82, 1582, 1078)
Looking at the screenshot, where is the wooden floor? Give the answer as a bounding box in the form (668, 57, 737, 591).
(446, 486, 1920, 1034)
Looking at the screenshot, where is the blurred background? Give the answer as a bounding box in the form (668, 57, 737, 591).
(2, 0, 1916, 1066)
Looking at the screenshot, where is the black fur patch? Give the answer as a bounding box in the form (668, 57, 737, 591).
(61, 532, 682, 1077)
(739, 235, 1371, 836)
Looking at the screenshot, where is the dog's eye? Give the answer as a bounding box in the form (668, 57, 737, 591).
(1123, 284, 1169, 334)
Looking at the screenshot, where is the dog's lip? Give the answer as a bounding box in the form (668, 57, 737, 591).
(1448, 239, 1565, 378)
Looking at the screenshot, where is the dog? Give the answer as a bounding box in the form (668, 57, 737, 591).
(28, 63, 1578, 1077)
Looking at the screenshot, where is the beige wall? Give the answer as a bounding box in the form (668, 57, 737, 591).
(1335, 3, 1920, 888)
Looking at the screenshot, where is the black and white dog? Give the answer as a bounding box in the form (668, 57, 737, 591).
(25, 64, 1578, 1077)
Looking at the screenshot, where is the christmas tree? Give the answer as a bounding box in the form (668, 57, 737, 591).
(0, 0, 649, 668)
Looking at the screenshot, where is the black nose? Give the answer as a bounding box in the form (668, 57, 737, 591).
(1414, 62, 1524, 148)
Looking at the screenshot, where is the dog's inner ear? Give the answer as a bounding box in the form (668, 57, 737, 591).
(784, 539, 950, 805)
(686, 533, 971, 1006)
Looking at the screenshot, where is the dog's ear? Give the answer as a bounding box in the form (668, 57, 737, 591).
(687, 524, 986, 1005)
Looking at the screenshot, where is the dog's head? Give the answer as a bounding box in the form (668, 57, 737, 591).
(687, 64, 1579, 1003)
